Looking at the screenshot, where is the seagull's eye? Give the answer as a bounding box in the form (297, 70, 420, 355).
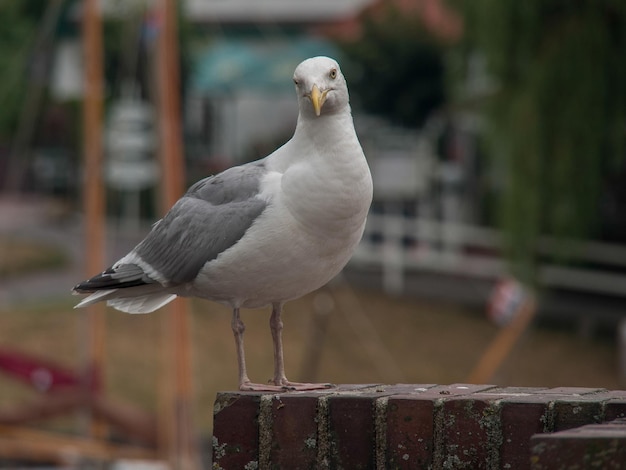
(329, 68, 337, 79)
(293, 78, 300, 86)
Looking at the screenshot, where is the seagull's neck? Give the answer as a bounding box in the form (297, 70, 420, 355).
(263, 103, 372, 242)
(266, 106, 369, 194)
(293, 109, 359, 155)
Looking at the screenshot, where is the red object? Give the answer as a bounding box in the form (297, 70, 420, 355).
(488, 278, 527, 326)
(0, 348, 155, 446)
(0, 348, 84, 393)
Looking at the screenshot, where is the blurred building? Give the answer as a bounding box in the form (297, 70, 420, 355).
(184, 0, 370, 169)
(5, 0, 626, 330)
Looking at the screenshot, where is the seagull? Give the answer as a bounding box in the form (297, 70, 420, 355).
(73, 56, 373, 391)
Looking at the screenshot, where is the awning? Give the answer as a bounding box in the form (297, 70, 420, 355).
(190, 37, 339, 95)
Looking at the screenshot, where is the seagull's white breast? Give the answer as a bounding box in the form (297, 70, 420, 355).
(190, 133, 372, 309)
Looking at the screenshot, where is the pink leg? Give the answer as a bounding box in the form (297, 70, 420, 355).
(269, 303, 333, 391)
(231, 305, 333, 392)
(232, 307, 286, 392)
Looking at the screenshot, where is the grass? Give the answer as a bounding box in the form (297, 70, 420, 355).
(0, 236, 68, 278)
(0, 284, 619, 435)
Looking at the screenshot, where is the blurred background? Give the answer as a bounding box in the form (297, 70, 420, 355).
(0, 0, 624, 466)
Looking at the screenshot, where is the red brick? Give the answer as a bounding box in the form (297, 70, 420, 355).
(331, 383, 384, 392)
(268, 385, 395, 468)
(552, 397, 604, 431)
(386, 395, 435, 469)
(213, 392, 262, 470)
(321, 384, 436, 469)
(327, 393, 380, 469)
(211, 385, 626, 469)
(414, 383, 497, 399)
(269, 392, 328, 469)
(351, 383, 438, 396)
(438, 395, 502, 470)
(604, 394, 626, 422)
(483, 386, 549, 395)
(530, 419, 626, 470)
(542, 387, 606, 395)
(498, 394, 553, 470)
(501, 388, 609, 433)
(384, 385, 495, 469)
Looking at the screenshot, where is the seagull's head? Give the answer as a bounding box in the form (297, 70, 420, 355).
(293, 56, 349, 118)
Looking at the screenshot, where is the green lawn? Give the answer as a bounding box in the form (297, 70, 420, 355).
(0, 284, 618, 435)
(0, 236, 68, 278)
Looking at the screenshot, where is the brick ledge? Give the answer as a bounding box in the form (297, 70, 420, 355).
(212, 383, 626, 469)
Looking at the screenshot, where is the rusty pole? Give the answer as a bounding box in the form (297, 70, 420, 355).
(467, 298, 537, 384)
(155, 0, 198, 467)
(82, 0, 106, 438)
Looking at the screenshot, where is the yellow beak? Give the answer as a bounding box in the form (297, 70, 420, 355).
(309, 84, 329, 117)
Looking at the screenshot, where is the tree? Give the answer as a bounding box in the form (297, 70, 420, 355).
(452, 0, 626, 282)
(0, 1, 48, 140)
(338, 5, 446, 128)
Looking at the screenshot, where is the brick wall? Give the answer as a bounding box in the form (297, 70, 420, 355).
(211, 384, 626, 469)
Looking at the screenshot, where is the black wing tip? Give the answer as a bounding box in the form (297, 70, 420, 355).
(73, 282, 90, 293)
(72, 266, 150, 292)
(72, 273, 105, 293)
(72, 267, 112, 292)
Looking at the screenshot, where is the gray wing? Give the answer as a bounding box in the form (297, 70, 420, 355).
(75, 161, 269, 292)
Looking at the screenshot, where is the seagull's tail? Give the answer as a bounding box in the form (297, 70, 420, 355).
(73, 288, 177, 314)
(73, 262, 178, 313)
(106, 293, 177, 313)
(73, 289, 117, 308)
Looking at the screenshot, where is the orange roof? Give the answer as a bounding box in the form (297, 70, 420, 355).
(315, 0, 463, 43)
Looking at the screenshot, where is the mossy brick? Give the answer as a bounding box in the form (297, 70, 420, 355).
(385, 385, 494, 469)
(211, 385, 626, 469)
(552, 396, 605, 431)
(530, 419, 626, 470)
(332, 383, 384, 392)
(386, 394, 435, 469)
(212, 392, 262, 470)
(483, 386, 549, 395)
(603, 390, 626, 421)
(373, 383, 438, 395)
(412, 383, 497, 399)
(439, 395, 502, 470)
(498, 394, 554, 470)
(269, 392, 328, 469)
(327, 393, 379, 469)
(541, 387, 606, 395)
(320, 384, 424, 469)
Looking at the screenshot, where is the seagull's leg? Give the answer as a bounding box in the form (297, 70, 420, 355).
(232, 307, 284, 392)
(270, 302, 334, 391)
(231, 307, 252, 388)
(269, 302, 289, 385)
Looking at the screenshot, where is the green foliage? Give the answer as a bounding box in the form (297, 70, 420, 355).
(454, 0, 626, 282)
(0, 1, 47, 139)
(338, 6, 446, 128)
(102, 3, 191, 102)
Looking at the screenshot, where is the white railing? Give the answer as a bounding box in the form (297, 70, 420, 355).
(351, 212, 626, 298)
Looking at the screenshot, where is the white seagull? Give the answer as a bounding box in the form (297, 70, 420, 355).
(73, 56, 373, 391)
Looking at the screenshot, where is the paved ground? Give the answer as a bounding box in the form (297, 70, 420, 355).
(0, 196, 146, 308)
